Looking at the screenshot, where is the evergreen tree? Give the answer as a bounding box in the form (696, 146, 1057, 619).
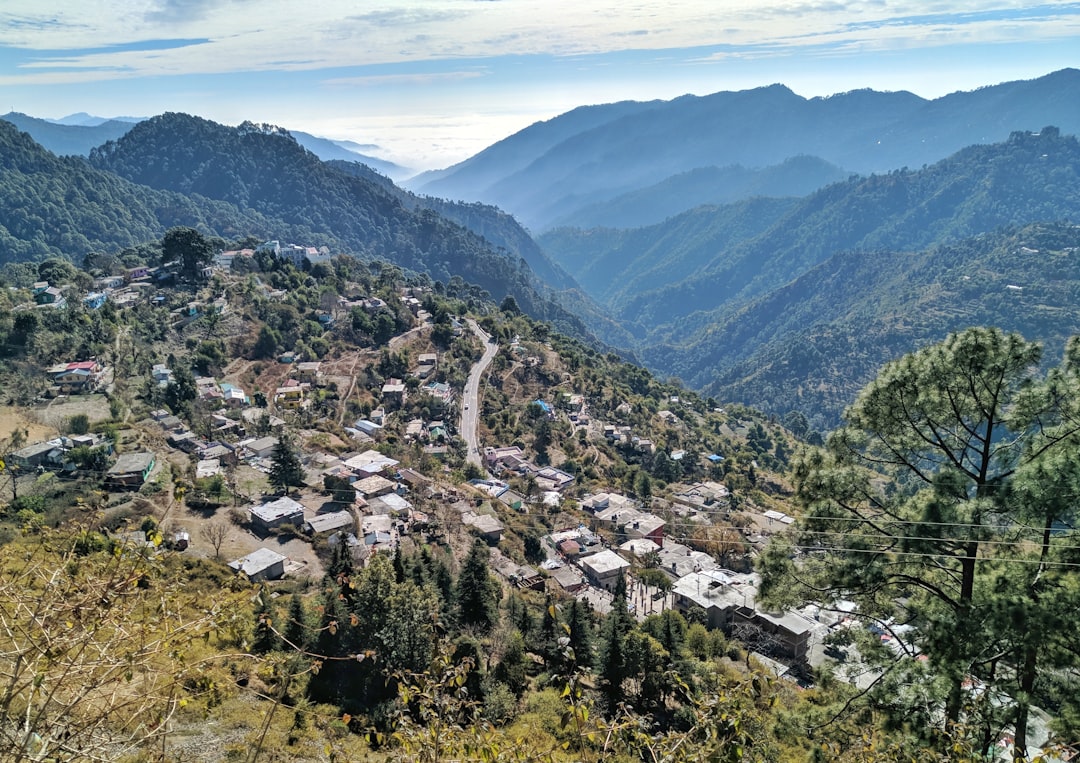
(162, 226, 214, 282)
(493, 630, 528, 696)
(269, 432, 305, 494)
(164, 365, 196, 413)
(454, 539, 500, 633)
(761, 328, 1080, 757)
(599, 572, 634, 706)
(539, 593, 562, 669)
(252, 591, 281, 653)
(283, 594, 311, 653)
(566, 598, 595, 668)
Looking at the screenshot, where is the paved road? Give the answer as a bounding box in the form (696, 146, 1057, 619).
(462, 320, 498, 469)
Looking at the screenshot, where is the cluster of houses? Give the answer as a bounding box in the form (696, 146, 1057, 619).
(469, 487, 819, 664)
(274, 362, 322, 411)
(483, 446, 576, 493)
(229, 451, 437, 580)
(8, 433, 157, 492)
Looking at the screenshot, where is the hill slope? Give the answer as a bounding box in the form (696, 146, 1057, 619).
(87, 114, 625, 346)
(1, 112, 135, 157)
(540, 128, 1080, 423)
(696, 223, 1080, 428)
(414, 69, 1080, 230)
(0, 116, 606, 346)
(551, 156, 847, 230)
(0, 119, 292, 261)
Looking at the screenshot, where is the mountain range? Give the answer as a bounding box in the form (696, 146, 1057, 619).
(4, 71, 1080, 427)
(541, 127, 1080, 425)
(0, 113, 623, 347)
(410, 69, 1080, 231)
(0, 111, 410, 180)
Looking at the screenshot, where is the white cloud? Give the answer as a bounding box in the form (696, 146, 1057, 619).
(2, 1, 1077, 83)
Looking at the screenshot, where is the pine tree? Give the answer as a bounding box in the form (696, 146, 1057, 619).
(269, 432, 304, 494)
(539, 593, 562, 669)
(252, 590, 281, 653)
(599, 572, 633, 706)
(283, 594, 311, 652)
(566, 598, 595, 667)
(494, 630, 528, 696)
(454, 539, 500, 633)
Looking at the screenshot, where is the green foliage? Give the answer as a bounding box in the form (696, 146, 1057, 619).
(454, 539, 501, 633)
(269, 433, 305, 493)
(66, 413, 90, 435)
(765, 327, 1080, 758)
(162, 226, 214, 281)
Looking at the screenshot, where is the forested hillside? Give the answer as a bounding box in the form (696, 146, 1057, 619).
(538, 128, 1080, 424)
(550, 156, 847, 230)
(686, 222, 1080, 429)
(87, 114, 611, 344)
(0, 120, 290, 261)
(0, 115, 608, 346)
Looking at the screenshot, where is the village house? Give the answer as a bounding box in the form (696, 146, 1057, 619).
(619, 538, 662, 560)
(581, 492, 639, 514)
(423, 381, 454, 403)
(125, 266, 151, 282)
(34, 286, 66, 307)
(228, 548, 287, 582)
(579, 549, 631, 592)
(241, 409, 286, 431)
(296, 361, 322, 384)
(94, 275, 124, 290)
(657, 541, 719, 580)
(275, 384, 304, 410)
(220, 383, 247, 409)
(484, 446, 525, 470)
(342, 449, 399, 477)
(367, 491, 412, 516)
(48, 360, 106, 393)
(672, 569, 748, 630)
(306, 510, 356, 535)
(534, 466, 575, 493)
(489, 548, 544, 590)
(9, 439, 66, 471)
(104, 452, 156, 491)
(414, 352, 437, 378)
(241, 436, 279, 459)
(151, 364, 174, 387)
(549, 564, 586, 594)
(462, 511, 504, 543)
(381, 378, 406, 406)
(249, 496, 305, 531)
(354, 474, 396, 498)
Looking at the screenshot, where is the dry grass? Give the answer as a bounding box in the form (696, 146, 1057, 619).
(0, 405, 56, 442)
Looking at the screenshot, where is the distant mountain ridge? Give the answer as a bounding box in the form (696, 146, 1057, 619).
(412, 69, 1080, 231)
(699, 222, 1080, 429)
(1, 112, 135, 158)
(1, 111, 408, 178)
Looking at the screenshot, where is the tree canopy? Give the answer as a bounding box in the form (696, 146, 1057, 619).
(761, 327, 1080, 757)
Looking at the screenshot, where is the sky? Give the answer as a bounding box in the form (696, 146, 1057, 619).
(1, 1, 1079, 174)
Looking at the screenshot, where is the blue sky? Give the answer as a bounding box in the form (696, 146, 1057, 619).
(2, 2, 1079, 172)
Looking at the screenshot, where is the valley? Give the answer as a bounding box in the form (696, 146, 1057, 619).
(1, 67, 1080, 762)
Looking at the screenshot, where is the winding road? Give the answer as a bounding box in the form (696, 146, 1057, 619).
(462, 320, 498, 469)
